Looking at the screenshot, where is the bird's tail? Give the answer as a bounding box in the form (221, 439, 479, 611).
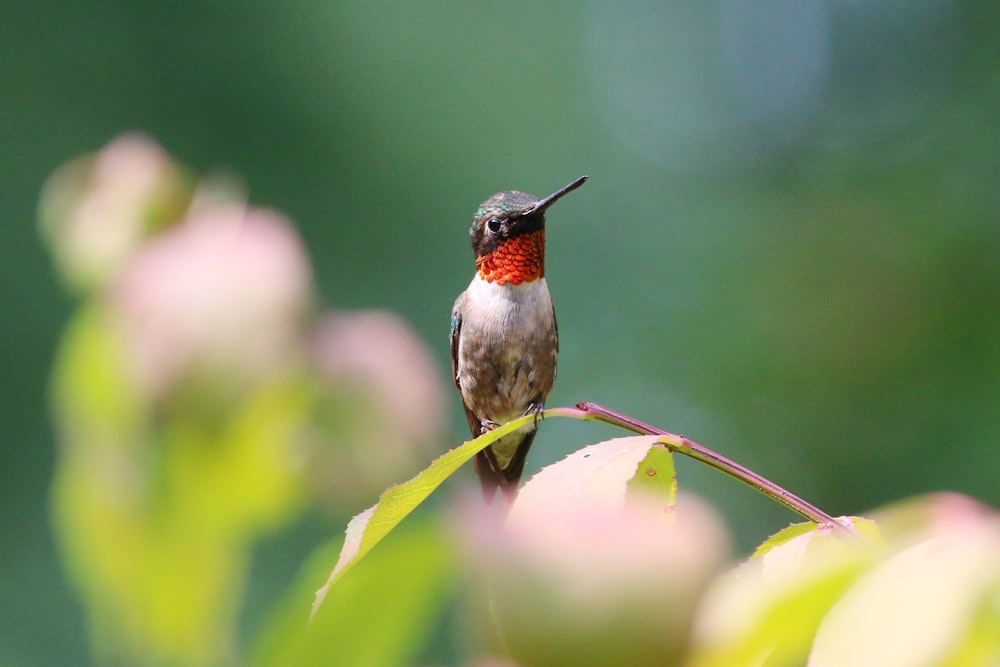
(473, 432, 536, 504)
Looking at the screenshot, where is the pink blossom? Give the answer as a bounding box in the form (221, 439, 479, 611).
(112, 204, 311, 400)
(460, 494, 729, 667)
(307, 310, 447, 504)
(40, 134, 188, 291)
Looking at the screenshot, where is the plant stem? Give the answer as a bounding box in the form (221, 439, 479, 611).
(549, 402, 861, 539)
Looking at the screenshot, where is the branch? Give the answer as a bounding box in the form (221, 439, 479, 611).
(550, 403, 862, 539)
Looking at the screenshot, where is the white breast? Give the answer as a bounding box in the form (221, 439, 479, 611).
(457, 275, 556, 417)
(462, 274, 554, 339)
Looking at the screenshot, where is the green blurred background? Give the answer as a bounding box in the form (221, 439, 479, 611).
(3, 1, 998, 663)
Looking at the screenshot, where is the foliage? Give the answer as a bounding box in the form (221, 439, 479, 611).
(315, 427, 1000, 666)
(43, 136, 447, 666)
(251, 520, 455, 667)
(42, 137, 1000, 667)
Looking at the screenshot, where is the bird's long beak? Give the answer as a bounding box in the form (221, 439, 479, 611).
(523, 175, 588, 216)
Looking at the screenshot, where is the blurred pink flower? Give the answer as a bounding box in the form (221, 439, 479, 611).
(40, 133, 189, 291)
(112, 204, 312, 401)
(308, 310, 447, 505)
(460, 494, 729, 667)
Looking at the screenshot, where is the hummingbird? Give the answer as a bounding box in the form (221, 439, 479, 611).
(450, 175, 588, 502)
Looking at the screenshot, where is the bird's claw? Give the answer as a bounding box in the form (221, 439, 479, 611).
(526, 402, 545, 427)
(480, 418, 501, 432)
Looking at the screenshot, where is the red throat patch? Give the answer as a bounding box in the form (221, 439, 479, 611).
(476, 230, 545, 285)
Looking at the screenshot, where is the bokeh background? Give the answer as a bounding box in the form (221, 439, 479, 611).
(3, 1, 998, 664)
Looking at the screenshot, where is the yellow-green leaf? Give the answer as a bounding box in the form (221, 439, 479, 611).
(311, 412, 541, 617)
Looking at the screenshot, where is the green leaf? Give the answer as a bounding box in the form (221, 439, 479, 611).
(626, 443, 677, 507)
(52, 302, 312, 665)
(810, 509, 1000, 666)
(691, 520, 880, 667)
(509, 436, 667, 518)
(51, 302, 147, 448)
(311, 412, 540, 617)
(254, 518, 454, 667)
(751, 516, 882, 561)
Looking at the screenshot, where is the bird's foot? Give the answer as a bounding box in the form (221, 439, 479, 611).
(479, 418, 501, 432)
(525, 402, 545, 427)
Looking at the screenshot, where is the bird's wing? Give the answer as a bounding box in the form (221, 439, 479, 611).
(449, 294, 463, 392)
(552, 304, 558, 380)
(450, 293, 483, 436)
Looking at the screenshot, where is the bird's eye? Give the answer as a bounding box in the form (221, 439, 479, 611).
(487, 217, 502, 233)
